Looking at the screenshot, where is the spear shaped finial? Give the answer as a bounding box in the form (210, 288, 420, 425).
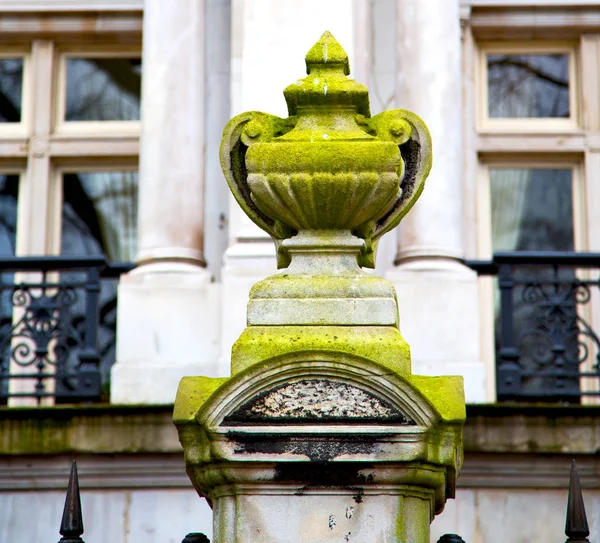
(58, 461, 85, 543)
(566, 460, 590, 543)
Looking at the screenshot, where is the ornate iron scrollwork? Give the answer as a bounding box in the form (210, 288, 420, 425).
(0, 257, 132, 404)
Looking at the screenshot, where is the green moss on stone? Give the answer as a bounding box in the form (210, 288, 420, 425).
(173, 376, 228, 424)
(230, 325, 411, 376)
(408, 375, 466, 423)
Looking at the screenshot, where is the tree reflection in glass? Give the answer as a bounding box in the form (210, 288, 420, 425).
(488, 54, 569, 118)
(65, 58, 141, 121)
(60, 171, 138, 391)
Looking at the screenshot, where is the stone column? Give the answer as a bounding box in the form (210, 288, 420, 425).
(386, 0, 487, 402)
(110, 0, 223, 404)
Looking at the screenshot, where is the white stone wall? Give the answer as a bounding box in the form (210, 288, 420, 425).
(3, 485, 598, 543)
(0, 489, 212, 543)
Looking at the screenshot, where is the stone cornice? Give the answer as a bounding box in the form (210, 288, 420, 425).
(2, 403, 600, 456)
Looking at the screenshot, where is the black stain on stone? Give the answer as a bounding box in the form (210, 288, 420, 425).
(230, 432, 385, 463)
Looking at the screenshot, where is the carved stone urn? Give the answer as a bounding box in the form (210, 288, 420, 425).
(220, 31, 432, 329)
(221, 31, 431, 268)
(174, 32, 464, 543)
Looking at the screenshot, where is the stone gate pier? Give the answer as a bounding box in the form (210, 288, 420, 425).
(173, 32, 465, 543)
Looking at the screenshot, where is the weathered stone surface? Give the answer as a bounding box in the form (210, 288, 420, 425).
(226, 379, 415, 423)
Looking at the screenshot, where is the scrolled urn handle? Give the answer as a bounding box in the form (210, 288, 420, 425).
(355, 109, 432, 268)
(220, 111, 297, 268)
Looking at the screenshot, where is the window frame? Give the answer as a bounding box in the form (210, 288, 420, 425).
(476, 157, 586, 260)
(476, 157, 592, 402)
(477, 41, 580, 133)
(54, 46, 142, 136)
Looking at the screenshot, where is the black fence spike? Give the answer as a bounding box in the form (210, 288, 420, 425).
(182, 534, 210, 543)
(58, 460, 85, 543)
(566, 460, 590, 543)
(437, 535, 465, 543)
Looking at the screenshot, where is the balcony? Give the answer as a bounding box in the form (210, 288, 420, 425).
(0, 256, 133, 405)
(0, 253, 599, 405)
(468, 252, 600, 403)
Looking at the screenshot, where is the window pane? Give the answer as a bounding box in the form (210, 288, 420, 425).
(65, 58, 141, 121)
(490, 169, 578, 400)
(0, 174, 19, 255)
(61, 171, 138, 261)
(487, 54, 570, 118)
(490, 168, 573, 252)
(0, 59, 23, 123)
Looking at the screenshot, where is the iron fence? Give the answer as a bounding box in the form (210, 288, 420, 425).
(0, 256, 133, 404)
(466, 252, 600, 403)
(56, 460, 589, 543)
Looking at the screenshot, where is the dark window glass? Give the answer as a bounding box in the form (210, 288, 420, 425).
(0, 59, 23, 123)
(487, 54, 570, 118)
(490, 168, 573, 252)
(61, 171, 138, 261)
(0, 174, 18, 402)
(65, 58, 141, 121)
(60, 171, 137, 391)
(0, 174, 19, 255)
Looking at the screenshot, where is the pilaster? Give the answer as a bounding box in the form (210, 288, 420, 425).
(386, 0, 486, 402)
(111, 0, 224, 404)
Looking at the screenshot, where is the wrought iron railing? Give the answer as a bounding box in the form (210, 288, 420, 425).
(57, 459, 589, 543)
(0, 256, 133, 405)
(467, 252, 600, 402)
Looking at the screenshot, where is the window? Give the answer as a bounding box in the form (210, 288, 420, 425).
(489, 168, 575, 253)
(56, 52, 142, 132)
(478, 44, 578, 131)
(0, 18, 142, 405)
(467, 25, 600, 401)
(60, 170, 139, 261)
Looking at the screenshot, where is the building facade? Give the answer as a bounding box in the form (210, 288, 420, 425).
(1, 0, 600, 542)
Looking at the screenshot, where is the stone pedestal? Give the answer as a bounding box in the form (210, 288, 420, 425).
(175, 31, 465, 542)
(175, 355, 464, 543)
(387, 0, 486, 402)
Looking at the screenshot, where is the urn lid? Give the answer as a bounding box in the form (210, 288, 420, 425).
(283, 31, 370, 117)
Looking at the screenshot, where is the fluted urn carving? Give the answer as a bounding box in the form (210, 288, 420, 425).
(221, 31, 432, 268)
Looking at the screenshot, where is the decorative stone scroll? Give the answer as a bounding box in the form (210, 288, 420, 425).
(224, 379, 415, 424)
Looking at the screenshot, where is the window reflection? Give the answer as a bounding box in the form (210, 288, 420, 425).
(61, 171, 138, 261)
(65, 58, 141, 121)
(60, 171, 138, 389)
(490, 169, 573, 252)
(487, 54, 570, 119)
(0, 59, 23, 123)
(0, 174, 19, 255)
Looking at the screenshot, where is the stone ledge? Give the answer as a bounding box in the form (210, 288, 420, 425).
(0, 451, 594, 491)
(465, 404, 600, 454)
(1, 403, 600, 456)
(0, 405, 181, 455)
